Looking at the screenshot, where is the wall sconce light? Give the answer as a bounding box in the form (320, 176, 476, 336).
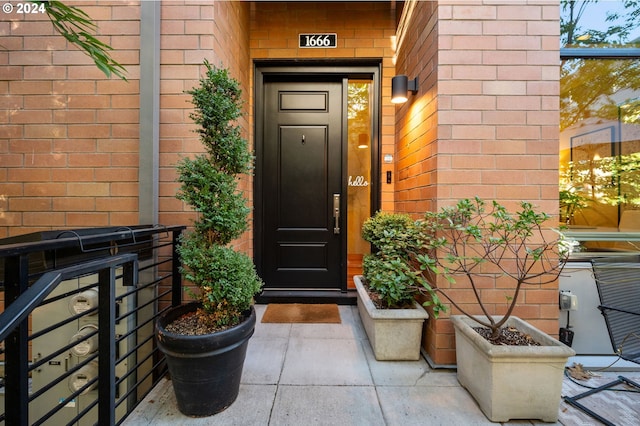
(391, 75, 418, 104)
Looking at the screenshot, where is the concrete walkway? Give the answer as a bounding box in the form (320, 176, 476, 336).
(123, 305, 585, 425)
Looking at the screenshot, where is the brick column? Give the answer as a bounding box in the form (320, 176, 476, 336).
(394, 0, 560, 365)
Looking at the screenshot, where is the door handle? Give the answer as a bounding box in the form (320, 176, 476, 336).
(333, 193, 340, 234)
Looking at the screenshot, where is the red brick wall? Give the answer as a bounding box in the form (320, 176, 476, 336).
(1, 1, 396, 241)
(157, 0, 253, 254)
(394, 0, 560, 365)
(1, 1, 142, 237)
(393, 1, 439, 215)
(1, 1, 255, 253)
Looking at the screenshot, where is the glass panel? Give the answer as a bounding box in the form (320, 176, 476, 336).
(560, 57, 640, 251)
(561, 1, 640, 48)
(347, 80, 372, 286)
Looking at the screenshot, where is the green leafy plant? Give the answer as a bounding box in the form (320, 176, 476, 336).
(415, 197, 568, 341)
(38, 0, 127, 80)
(176, 61, 262, 330)
(361, 212, 443, 312)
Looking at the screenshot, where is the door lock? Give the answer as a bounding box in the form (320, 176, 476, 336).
(333, 193, 340, 234)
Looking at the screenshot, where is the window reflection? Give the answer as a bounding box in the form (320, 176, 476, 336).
(561, 0, 640, 48)
(347, 80, 372, 285)
(560, 59, 640, 234)
(560, 0, 640, 246)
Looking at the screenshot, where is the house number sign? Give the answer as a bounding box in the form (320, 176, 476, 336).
(299, 33, 337, 48)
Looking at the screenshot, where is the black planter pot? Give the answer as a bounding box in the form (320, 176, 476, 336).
(156, 302, 256, 417)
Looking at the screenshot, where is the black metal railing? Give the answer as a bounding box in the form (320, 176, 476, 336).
(0, 225, 185, 425)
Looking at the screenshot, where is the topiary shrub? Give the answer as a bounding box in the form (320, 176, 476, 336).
(175, 61, 263, 331)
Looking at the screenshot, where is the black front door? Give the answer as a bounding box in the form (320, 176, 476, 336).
(260, 80, 344, 290)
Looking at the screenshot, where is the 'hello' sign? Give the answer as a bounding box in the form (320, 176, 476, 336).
(348, 176, 369, 187)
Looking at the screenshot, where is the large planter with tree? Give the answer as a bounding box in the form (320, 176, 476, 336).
(414, 198, 575, 422)
(356, 212, 441, 361)
(156, 302, 256, 416)
(450, 315, 574, 422)
(155, 61, 263, 417)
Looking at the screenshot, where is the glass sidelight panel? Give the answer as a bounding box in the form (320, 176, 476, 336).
(347, 80, 373, 286)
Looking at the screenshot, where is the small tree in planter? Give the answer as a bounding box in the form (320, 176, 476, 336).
(413, 197, 574, 422)
(156, 61, 263, 417)
(416, 197, 568, 340)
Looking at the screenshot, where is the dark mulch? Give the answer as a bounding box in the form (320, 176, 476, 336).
(164, 310, 235, 335)
(473, 325, 542, 346)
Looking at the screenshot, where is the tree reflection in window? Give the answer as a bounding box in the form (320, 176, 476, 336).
(561, 0, 640, 48)
(560, 1, 640, 228)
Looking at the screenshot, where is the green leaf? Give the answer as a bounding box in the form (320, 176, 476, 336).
(38, 0, 127, 80)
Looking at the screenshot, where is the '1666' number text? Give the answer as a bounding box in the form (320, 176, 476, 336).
(299, 34, 337, 48)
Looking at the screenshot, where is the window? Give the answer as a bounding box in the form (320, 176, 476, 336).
(560, 1, 640, 252)
(347, 80, 373, 281)
(560, 59, 640, 228)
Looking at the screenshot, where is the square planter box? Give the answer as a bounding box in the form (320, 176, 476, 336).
(354, 275, 428, 361)
(451, 315, 576, 423)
